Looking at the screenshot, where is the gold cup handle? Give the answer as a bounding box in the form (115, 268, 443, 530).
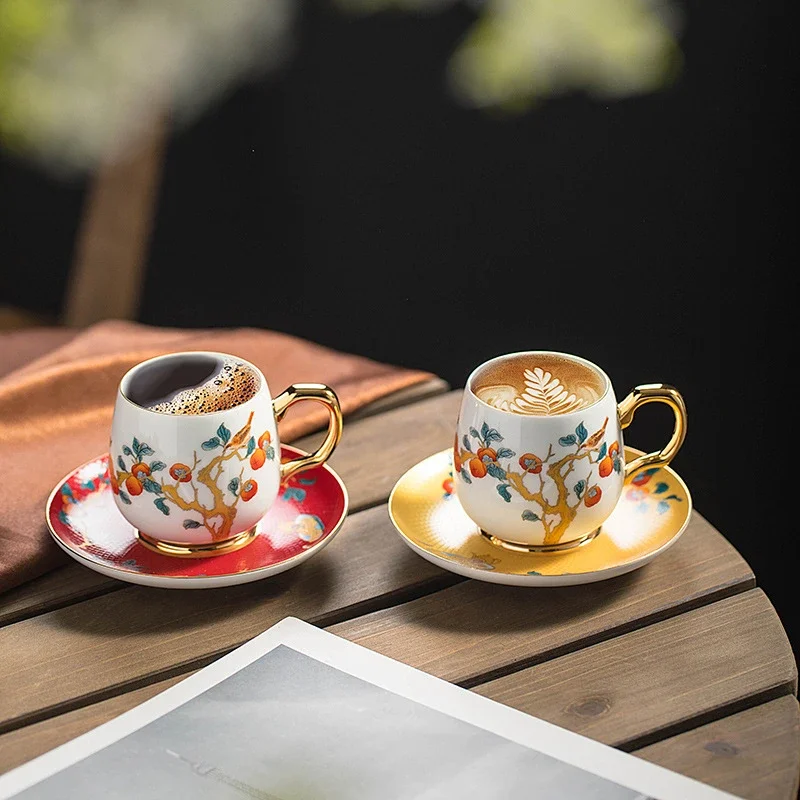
(617, 384, 687, 478)
(272, 383, 343, 482)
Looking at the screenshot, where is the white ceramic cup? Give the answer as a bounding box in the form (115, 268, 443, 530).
(109, 351, 342, 556)
(454, 351, 686, 552)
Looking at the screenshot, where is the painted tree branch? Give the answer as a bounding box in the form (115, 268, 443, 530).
(457, 416, 614, 545)
(158, 413, 254, 540)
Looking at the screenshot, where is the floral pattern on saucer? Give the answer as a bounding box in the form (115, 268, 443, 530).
(388, 447, 692, 587)
(47, 445, 348, 589)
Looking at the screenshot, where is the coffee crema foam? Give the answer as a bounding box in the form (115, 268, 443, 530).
(473, 354, 604, 416)
(147, 360, 260, 415)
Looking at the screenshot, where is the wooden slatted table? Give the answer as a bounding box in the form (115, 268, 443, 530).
(0, 385, 797, 798)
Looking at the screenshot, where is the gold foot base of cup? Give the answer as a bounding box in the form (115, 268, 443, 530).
(480, 526, 601, 554)
(135, 526, 259, 558)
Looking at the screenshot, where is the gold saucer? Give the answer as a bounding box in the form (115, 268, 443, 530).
(388, 446, 692, 586)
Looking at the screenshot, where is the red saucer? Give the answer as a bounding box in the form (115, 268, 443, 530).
(46, 445, 348, 588)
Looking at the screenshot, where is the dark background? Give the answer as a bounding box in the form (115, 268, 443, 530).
(1, 1, 796, 651)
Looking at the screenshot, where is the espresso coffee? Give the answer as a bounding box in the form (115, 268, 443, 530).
(472, 353, 605, 416)
(126, 354, 260, 414)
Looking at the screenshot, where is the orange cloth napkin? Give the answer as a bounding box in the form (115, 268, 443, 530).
(0, 321, 435, 593)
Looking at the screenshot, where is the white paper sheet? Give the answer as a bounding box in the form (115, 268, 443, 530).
(0, 617, 740, 800)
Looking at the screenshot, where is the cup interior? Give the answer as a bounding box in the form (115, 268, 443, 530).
(468, 351, 609, 416)
(121, 352, 262, 415)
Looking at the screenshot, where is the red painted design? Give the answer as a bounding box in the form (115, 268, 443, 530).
(49, 445, 346, 579)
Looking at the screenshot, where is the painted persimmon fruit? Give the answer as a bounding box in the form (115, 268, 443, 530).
(169, 463, 192, 483)
(109, 473, 120, 495)
(469, 457, 488, 478)
(125, 476, 143, 496)
(442, 478, 454, 494)
(241, 479, 258, 501)
(519, 453, 543, 474)
(477, 447, 497, 463)
(584, 485, 602, 507)
(609, 441, 620, 458)
(250, 448, 267, 470)
(258, 431, 271, 449)
(131, 462, 150, 480)
(453, 434, 462, 472)
(598, 456, 613, 478)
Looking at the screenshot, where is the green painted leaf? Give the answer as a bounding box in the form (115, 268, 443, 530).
(613, 455, 623, 474)
(558, 435, 577, 447)
(653, 481, 669, 494)
(143, 477, 162, 494)
(486, 463, 506, 480)
(462, 434, 471, 451)
(469, 427, 479, 438)
(138, 444, 154, 457)
(154, 497, 170, 515)
(298, 477, 316, 485)
(118, 490, 131, 505)
(201, 437, 221, 450)
(574, 479, 586, 499)
(266, 445, 275, 460)
(665, 494, 682, 501)
(122, 445, 133, 457)
(657, 501, 670, 515)
(246, 436, 256, 456)
(496, 483, 512, 502)
(484, 428, 504, 444)
(460, 467, 472, 484)
(596, 442, 608, 460)
(117, 455, 126, 472)
(150, 461, 166, 472)
(132, 437, 141, 457)
(283, 486, 307, 503)
(183, 519, 202, 528)
(496, 447, 515, 459)
(481, 422, 490, 440)
(228, 477, 240, 496)
(522, 509, 540, 522)
(576, 422, 588, 443)
(217, 423, 231, 444)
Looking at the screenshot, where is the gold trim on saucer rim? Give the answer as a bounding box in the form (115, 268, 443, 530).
(135, 525, 258, 558)
(480, 527, 601, 553)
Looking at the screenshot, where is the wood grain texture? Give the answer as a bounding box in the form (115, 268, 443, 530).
(473, 590, 797, 749)
(0, 674, 188, 775)
(345, 377, 450, 420)
(0, 505, 461, 734)
(635, 696, 800, 800)
(3, 599, 795, 793)
(63, 121, 166, 327)
(0, 387, 458, 627)
(299, 390, 461, 512)
(329, 513, 754, 687)
(0, 565, 118, 628)
(2, 634, 796, 795)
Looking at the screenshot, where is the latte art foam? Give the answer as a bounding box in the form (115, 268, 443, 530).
(473, 354, 604, 416)
(144, 359, 260, 414)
